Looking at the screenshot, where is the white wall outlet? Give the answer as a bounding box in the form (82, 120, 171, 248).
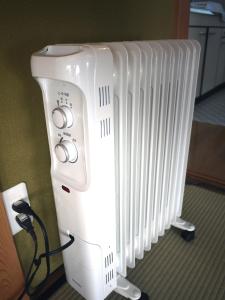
(2, 182, 31, 235)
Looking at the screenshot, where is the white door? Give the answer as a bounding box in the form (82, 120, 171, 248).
(202, 27, 221, 94)
(189, 27, 207, 97)
(215, 28, 225, 86)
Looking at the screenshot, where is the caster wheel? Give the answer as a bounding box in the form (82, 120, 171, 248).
(139, 292, 150, 300)
(181, 230, 195, 241)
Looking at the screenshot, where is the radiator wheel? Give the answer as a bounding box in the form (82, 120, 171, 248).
(181, 229, 195, 241)
(139, 292, 150, 300)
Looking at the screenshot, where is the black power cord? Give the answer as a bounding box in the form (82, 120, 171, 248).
(12, 200, 51, 283)
(36, 234, 74, 263)
(15, 214, 38, 300)
(23, 234, 74, 299)
(13, 200, 75, 299)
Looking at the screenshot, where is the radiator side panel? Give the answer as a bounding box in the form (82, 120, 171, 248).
(31, 45, 117, 300)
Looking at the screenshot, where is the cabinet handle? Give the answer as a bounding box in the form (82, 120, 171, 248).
(199, 31, 206, 35)
(209, 32, 216, 35)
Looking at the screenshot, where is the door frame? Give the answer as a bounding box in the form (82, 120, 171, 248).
(174, 0, 190, 38)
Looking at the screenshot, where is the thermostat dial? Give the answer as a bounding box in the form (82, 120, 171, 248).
(55, 140, 78, 163)
(52, 106, 73, 129)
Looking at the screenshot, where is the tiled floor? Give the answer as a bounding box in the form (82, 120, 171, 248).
(194, 88, 225, 126)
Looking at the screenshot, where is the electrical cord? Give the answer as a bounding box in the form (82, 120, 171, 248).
(24, 234, 74, 299)
(35, 234, 74, 264)
(13, 200, 75, 299)
(18, 239, 38, 300)
(12, 200, 50, 282)
(23, 234, 75, 299)
(15, 214, 38, 300)
(28, 210, 51, 283)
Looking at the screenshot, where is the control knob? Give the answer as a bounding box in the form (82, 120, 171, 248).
(52, 106, 73, 129)
(55, 140, 78, 163)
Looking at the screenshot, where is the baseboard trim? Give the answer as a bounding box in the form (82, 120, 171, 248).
(195, 82, 225, 104)
(34, 265, 66, 300)
(186, 172, 225, 193)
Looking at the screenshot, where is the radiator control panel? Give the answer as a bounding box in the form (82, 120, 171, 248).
(43, 79, 88, 191)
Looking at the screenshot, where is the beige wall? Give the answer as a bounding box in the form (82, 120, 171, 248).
(0, 0, 177, 283)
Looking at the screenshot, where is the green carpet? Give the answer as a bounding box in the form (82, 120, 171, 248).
(49, 185, 225, 300)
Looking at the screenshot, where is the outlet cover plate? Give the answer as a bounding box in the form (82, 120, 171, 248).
(2, 182, 30, 235)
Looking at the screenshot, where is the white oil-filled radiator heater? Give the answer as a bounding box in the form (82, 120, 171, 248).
(31, 40, 200, 300)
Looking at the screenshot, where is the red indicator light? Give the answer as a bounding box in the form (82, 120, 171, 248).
(62, 185, 70, 193)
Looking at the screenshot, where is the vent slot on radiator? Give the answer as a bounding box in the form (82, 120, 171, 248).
(105, 269, 114, 284)
(100, 118, 111, 138)
(99, 86, 110, 107)
(105, 252, 114, 268)
(105, 252, 114, 285)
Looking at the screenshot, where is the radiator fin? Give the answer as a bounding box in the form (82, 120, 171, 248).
(107, 40, 200, 277)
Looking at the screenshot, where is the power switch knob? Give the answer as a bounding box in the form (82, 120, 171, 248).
(55, 140, 78, 163)
(52, 106, 73, 129)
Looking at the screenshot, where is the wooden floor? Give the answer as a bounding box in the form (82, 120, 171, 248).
(187, 121, 225, 188)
